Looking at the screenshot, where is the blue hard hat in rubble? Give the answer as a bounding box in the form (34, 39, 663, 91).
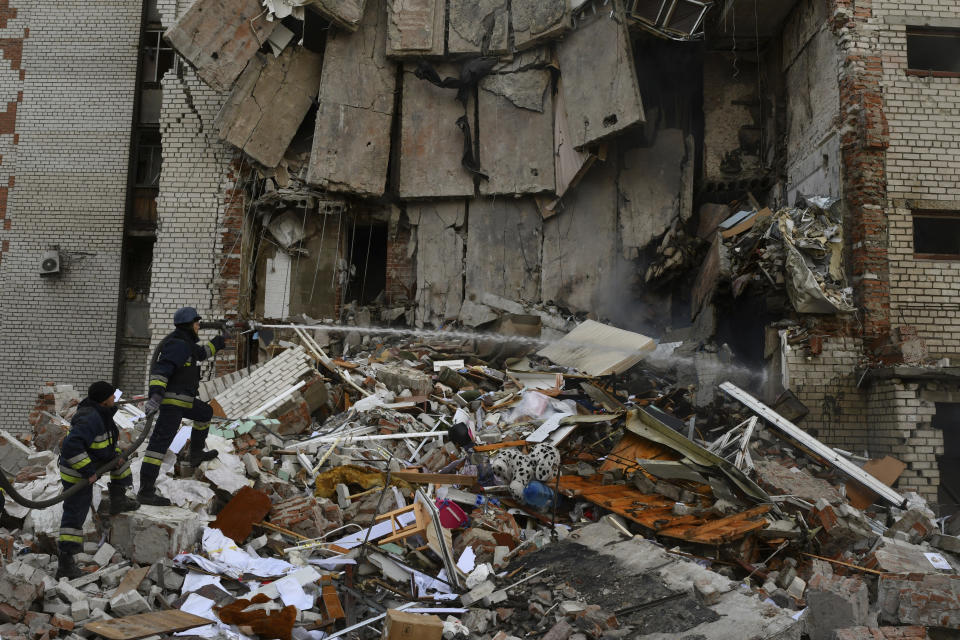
(174, 306, 202, 325)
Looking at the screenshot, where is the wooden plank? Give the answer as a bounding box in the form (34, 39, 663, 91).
(321, 584, 346, 620)
(84, 611, 212, 640)
(111, 566, 151, 598)
(801, 552, 888, 576)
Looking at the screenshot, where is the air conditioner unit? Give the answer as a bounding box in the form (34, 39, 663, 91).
(40, 250, 60, 276)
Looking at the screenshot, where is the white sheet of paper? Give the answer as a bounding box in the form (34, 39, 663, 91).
(275, 575, 314, 610)
(182, 572, 229, 595)
(331, 511, 417, 549)
(170, 426, 192, 454)
(456, 547, 476, 575)
(307, 557, 356, 569)
(174, 593, 219, 638)
(113, 389, 123, 402)
(925, 552, 953, 570)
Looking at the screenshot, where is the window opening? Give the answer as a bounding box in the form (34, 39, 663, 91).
(913, 211, 960, 260)
(907, 28, 960, 75)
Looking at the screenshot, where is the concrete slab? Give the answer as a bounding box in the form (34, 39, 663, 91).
(308, 0, 396, 197)
(618, 130, 691, 259)
(541, 159, 618, 315)
(478, 70, 554, 195)
(386, 0, 445, 58)
(867, 538, 948, 575)
(307, 0, 367, 32)
(754, 459, 843, 504)
(806, 574, 869, 640)
(399, 64, 475, 198)
(409, 201, 466, 326)
(375, 363, 434, 396)
(563, 521, 800, 639)
(164, 0, 277, 92)
(464, 198, 541, 308)
(216, 47, 323, 168)
(511, 0, 569, 50)
(448, 0, 508, 55)
(556, 0, 644, 149)
(110, 506, 202, 566)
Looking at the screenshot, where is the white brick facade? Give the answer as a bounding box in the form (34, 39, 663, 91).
(0, 0, 141, 432)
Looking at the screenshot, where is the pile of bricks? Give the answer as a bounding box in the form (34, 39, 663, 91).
(268, 495, 343, 539)
(213, 346, 314, 419)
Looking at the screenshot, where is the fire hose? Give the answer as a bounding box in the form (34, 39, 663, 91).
(0, 412, 156, 509)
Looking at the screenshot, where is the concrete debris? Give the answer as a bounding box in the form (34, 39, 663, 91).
(447, 0, 509, 56)
(307, 0, 396, 197)
(0, 327, 956, 639)
(555, 0, 645, 149)
(386, 0, 445, 58)
(215, 47, 323, 169)
(511, 0, 570, 51)
(164, 0, 277, 92)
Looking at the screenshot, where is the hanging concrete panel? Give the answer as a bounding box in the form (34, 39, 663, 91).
(409, 201, 466, 326)
(541, 160, 618, 314)
(448, 0, 508, 55)
(556, 0, 644, 149)
(618, 129, 694, 259)
(165, 0, 277, 92)
(464, 199, 542, 308)
(386, 0, 445, 58)
(478, 70, 554, 196)
(308, 0, 368, 32)
(399, 64, 475, 199)
(512, 0, 570, 51)
(216, 48, 323, 168)
(308, 0, 397, 197)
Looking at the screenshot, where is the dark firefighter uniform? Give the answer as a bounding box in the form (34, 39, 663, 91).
(58, 382, 138, 580)
(139, 308, 224, 506)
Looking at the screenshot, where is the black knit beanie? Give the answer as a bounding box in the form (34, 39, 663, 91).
(88, 381, 116, 404)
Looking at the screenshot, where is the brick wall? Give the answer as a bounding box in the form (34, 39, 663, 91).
(783, 336, 869, 447)
(147, 0, 240, 386)
(868, 0, 960, 357)
(0, 0, 141, 432)
(385, 208, 415, 305)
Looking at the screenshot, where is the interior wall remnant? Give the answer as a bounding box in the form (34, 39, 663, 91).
(255, 209, 342, 321)
(463, 198, 542, 317)
(556, 0, 645, 149)
(617, 128, 695, 259)
(782, 0, 842, 203)
(478, 66, 555, 195)
(308, 0, 396, 197)
(164, 0, 277, 92)
(215, 47, 324, 169)
(701, 52, 763, 185)
(541, 158, 619, 314)
(399, 63, 475, 198)
(410, 201, 466, 326)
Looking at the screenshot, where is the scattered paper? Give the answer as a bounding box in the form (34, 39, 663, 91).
(182, 572, 230, 596)
(456, 547, 476, 575)
(170, 426, 192, 454)
(925, 552, 952, 571)
(275, 575, 314, 610)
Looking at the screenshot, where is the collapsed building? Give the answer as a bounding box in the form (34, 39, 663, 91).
(0, 0, 959, 515)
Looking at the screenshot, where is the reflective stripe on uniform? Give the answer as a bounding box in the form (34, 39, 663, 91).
(193, 422, 210, 432)
(204, 341, 216, 358)
(161, 398, 193, 408)
(142, 449, 166, 466)
(65, 451, 88, 466)
(60, 471, 83, 483)
(59, 527, 83, 544)
(90, 433, 112, 450)
(150, 379, 168, 388)
(110, 467, 132, 480)
(71, 457, 91, 470)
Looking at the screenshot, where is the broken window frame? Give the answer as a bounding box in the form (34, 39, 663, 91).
(905, 27, 960, 77)
(626, 0, 714, 41)
(912, 210, 960, 261)
(141, 28, 179, 87)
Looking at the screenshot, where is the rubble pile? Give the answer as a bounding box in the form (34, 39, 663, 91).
(1, 321, 960, 639)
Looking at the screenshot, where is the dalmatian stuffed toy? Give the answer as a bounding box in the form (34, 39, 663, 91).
(491, 443, 561, 500)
